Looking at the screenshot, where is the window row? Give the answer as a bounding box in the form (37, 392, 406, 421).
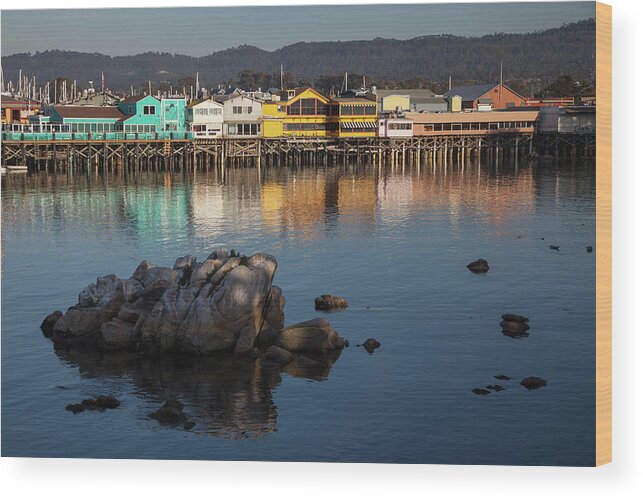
(232, 106, 255, 114)
(69, 122, 118, 132)
(287, 98, 328, 116)
(284, 122, 328, 131)
(226, 123, 261, 135)
(423, 121, 535, 131)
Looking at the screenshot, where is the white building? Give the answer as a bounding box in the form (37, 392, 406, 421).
(221, 94, 263, 137)
(378, 117, 413, 138)
(187, 99, 224, 137)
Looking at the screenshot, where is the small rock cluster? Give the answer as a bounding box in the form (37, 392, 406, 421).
(65, 395, 120, 414)
(148, 400, 195, 430)
(472, 375, 547, 395)
(315, 294, 349, 311)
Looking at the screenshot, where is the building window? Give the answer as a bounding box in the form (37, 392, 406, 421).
(247, 106, 253, 114)
(233, 106, 242, 114)
(143, 105, 156, 115)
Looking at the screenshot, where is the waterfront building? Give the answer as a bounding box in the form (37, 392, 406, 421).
(262, 88, 330, 138)
(375, 89, 442, 113)
(117, 95, 162, 134)
(160, 96, 187, 133)
(377, 117, 414, 138)
(45, 105, 125, 133)
(1, 95, 40, 124)
(524, 97, 575, 108)
(444, 83, 527, 111)
(406, 110, 539, 136)
(328, 96, 378, 137)
(538, 106, 595, 134)
(186, 99, 224, 137)
(221, 94, 263, 137)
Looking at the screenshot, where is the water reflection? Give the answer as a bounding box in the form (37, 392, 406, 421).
(2, 161, 596, 245)
(54, 348, 341, 439)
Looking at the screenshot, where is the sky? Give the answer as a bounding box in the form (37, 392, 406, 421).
(1, 2, 596, 57)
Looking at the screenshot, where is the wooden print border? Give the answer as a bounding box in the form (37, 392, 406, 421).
(596, 1, 612, 467)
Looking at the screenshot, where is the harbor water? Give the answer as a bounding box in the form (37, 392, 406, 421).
(1, 159, 596, 465)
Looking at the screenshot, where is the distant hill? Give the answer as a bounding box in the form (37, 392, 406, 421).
(1, 19, 595, 92)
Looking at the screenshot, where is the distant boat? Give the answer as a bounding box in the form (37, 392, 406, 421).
(5, 165, 28, 172)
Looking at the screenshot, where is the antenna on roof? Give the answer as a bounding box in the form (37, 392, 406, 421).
(344, 72, 348, 94)
(500, 60, 503, 98)
(449, 75, 452, 91)
(280, 64, 284, 91)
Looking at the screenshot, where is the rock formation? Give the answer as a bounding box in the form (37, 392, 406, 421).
(44, 249, 347, 360)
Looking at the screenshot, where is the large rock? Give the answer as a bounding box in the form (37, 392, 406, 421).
(45, 249, 285, 356)
(277, 318, 347, 352)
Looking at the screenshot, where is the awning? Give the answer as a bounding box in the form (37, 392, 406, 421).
(341, 121, 377, 130)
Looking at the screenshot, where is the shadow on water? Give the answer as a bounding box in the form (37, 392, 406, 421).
(53, 347, 342, 439)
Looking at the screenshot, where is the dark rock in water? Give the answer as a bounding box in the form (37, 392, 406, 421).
(501, 313, 529, 323)
(263, 345, 293, 366)
(586, 245, 593, 253)
(95, 395, 120, 409)
(357, 338, 381, 353)
(467, 259, 490, 273)
(520, 376, 547, 390)
(472, 388, 490, 395)
(500, 320, 530, 334)
(77, 395, 120, 411)
(485, 385, 506, 392)
(41, 310, 63, 338)
(314, 294, 349, 311)
(65, 403, 86, 414)
(549, 245, 560, 251)
(183, 420, 196, 431)
(277, 318, 347, 353)
(149, 399, 190, 426)
(494, 375, 512, 381)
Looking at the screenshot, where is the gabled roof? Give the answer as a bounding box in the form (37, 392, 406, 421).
(444, 83, 498, 101)
(187, 98, 223, 108)
(52, 105, 125, 119)
(120, 94, 158, 103)
(376, 89, 436, 99)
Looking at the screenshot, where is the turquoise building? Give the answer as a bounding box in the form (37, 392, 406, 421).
(160, 97, 187, 133)
(117, 95, 162, 134)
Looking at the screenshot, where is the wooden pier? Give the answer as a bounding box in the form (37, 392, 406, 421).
(0, 133, 592, 173)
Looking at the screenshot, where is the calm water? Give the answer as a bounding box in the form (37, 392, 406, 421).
(1, 159, 596, 465)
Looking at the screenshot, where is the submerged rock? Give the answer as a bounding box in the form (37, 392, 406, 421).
(277, 318, 347, 353)
(494, 374, 512, 381)
(467, 259, 490, 273)
(472, 388, 490, 395)
(314, 294, 349, 311)
(586, 245, 593, 253)
(501, 314, 529, 323)
(549, 245, 560, 251)
(520, 376, 547, 390)
(485, 385, 506, 392)
(65, 395, 120, 413)
(44, 249, 286, 355)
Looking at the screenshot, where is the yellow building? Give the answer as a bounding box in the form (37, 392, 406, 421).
(328, 97, 378, 138)
(381, 94, 410, 113)
(262, 88, 330, 138)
